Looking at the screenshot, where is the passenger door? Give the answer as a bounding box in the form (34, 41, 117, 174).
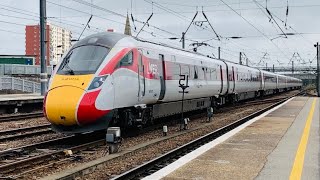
(158, 54, 166, 100)
(138, 49, 145, 102)
(231, 66, 235, 92)
(219, 65, 223, 94)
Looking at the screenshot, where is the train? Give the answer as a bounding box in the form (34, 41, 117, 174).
(44, 32, 302, 133)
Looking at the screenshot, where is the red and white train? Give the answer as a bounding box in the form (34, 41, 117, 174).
(44, 32, 302, 133)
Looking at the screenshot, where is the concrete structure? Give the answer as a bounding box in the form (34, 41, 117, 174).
(0, 94, 43, 102)
(0, 76, 40, 93)
(146, 97, 319, 180)
(0, 93, 43, 113)
(25, 23, 72, 65)
(0, 64, 52, 76)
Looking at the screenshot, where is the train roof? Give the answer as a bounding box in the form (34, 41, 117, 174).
(74, 32, 301, 81)
(74, 32, 257, 68)
(73, 32, 128, 49)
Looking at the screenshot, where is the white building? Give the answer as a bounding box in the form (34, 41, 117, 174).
(48, 23, 72, 65)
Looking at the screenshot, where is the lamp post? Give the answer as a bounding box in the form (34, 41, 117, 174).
(40, 0, 47, 95)
(169, 33, 185, 49)
(182, 32, 185, 49)
(314, 42, 320, 97)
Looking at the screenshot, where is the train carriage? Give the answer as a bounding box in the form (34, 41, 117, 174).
(44, 32, 302, 133)
(277, 74, 287, 92)
(224, 62, 262, 101)
(261, 70, 278, 95)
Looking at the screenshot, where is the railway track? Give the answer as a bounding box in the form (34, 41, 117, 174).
(0, 132, 106, 178)
(215, 96, 288, 113)
(35, 91, 302, 180)
(0, 112, 44, 123)
(112, 93, 300, 180)
(0, 91, 302, 179)
(0, 124, 51, 142)
(242, 97, 287, 106)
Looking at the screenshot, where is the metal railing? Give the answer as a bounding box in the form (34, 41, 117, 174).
(0, 76, 40, 93)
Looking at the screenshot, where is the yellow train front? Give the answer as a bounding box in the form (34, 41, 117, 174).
(44, 32, 126, 133)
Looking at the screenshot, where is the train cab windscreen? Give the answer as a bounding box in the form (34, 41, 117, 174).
(57, 45, 109, 75)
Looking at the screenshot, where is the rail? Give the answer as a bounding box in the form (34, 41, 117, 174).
(0, 124, 51, 142)
(0, 112, 44, 122)
(0, 132, 106, 176)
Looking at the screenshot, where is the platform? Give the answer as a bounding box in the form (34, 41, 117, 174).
(144, 96, 319, 180)
(0, 93, 43, 105)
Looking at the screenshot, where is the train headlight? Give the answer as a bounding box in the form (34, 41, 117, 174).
(88, 75, 108, 90)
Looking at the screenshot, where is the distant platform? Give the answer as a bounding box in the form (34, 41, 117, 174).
(145, 96, 319, 180)
(0, 93, 43, 105)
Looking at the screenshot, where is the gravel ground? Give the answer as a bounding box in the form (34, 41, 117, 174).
(83, 103, 273, 180)
(0, 132, 66, 151)
(17, 91, 300, 179)
(23, 102, 273, 179)
(0, 115, 59, 151)
(0, 117, 48, 132)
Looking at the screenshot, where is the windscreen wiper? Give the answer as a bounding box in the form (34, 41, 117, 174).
(65, 64, 75, 75)
(60, 51, 73, 70)
(60, 51, 75, 75)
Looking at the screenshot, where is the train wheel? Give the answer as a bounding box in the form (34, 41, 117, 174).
(141, 108, 152, 125)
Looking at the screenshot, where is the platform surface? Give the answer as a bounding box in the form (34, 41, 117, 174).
(0, 93, 43, 101)
(148, 97, 319, 180)
(0, 94, 43, 105)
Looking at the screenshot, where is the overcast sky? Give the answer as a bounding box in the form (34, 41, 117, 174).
(0, 0, 319, 67)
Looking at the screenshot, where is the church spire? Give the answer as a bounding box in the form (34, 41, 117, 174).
(124, 13, 132, 36)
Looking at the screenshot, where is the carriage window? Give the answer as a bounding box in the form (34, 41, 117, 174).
(205, 68, 210, 80)
(171, 55, 176, 62)
(171, 63, 181, 80)
(198, 67, 205, 80)
(194, 66, 198, 79)
(181, 65, 190, 76)
(211, 68, 217, 80)
(120, 51, 133, 66)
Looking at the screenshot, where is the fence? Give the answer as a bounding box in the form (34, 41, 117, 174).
(0, 76, 40, 93)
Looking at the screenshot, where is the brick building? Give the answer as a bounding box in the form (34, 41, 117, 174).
(25, 23, 72, 65)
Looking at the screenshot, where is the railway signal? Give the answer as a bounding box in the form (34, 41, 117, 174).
(179, 75, 189, 131)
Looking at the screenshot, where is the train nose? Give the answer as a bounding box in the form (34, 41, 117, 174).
(45, 86, 86, 126)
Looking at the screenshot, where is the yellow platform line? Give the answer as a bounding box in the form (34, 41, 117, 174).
(290, 98, 317, 180)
